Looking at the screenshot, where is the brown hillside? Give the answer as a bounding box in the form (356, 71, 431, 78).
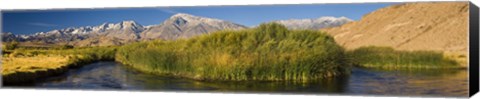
(321, 2, 469, 57)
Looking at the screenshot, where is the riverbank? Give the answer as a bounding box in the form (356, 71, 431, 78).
(1, 47, 116, 84)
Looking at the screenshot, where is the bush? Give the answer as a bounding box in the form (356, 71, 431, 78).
(4, 41, 19, 50)
(56, 44, 74, 50)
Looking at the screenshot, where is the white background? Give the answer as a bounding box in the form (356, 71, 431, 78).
(0, 0, 478, 99)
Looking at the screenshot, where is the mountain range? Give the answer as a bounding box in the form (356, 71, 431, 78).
(2, 13, 351, 47)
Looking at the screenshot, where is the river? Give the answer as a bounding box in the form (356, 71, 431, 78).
(7, 61, 468, 97)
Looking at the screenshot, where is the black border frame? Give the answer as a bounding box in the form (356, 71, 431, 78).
(0, 1, 479, 98)
(469, 1, 479, 97)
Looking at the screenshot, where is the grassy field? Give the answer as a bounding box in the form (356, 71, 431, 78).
(1, 46, 117, 84)
(116, 23, 352, 81)
(348, 46, 462, 70)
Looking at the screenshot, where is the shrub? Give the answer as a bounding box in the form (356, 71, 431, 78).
(4, 41, 19, 50)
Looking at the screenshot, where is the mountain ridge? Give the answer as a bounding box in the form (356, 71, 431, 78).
(140, 13, 248, 40)
(272, 16, 353, 30)
(2, 13, 353, 47)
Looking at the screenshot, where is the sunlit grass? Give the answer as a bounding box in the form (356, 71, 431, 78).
(116, 23, 352, 81)
(2, 55, 69, 76)
(1, 46, 117, 83)
(348, 46, 462, 70)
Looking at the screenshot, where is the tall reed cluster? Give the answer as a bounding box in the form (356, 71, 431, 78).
(348, 46, 460, 70)
(116, 23, 351, 81)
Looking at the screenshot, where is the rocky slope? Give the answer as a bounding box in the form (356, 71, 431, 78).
(321, 2, 469, 56)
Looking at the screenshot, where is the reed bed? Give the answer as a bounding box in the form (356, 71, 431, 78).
(348, 46, 461, 70)
(116, 23, 352, 81)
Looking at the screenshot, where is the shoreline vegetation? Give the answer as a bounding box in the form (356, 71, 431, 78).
(1, 46, 116, 84)
(348, 46, 464, 70)
(1, 23, 464, 84)
(116, 23, 351, 81)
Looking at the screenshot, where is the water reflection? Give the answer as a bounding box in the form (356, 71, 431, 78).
(348, 67, 468, 97)
(15, 62, 467, 97)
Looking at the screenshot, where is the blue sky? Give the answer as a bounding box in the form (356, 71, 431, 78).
(2, 3, 395, 35)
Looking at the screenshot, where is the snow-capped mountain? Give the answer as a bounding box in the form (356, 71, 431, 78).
(1, 32, 18, 42)
(272, 16, 353, 30)
(11, 20, 144, 44)
(72, 21, 146, 46)
(2, 13, 350, 47)
(2, 13, 248, 46)
(140, 13, 247, 40)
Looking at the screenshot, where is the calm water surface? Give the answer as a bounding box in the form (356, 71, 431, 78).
(13, 62, 468, 97)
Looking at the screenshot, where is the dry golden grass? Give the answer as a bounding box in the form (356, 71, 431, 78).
(1, 55, 70, 76)
(444, 52, 468, 68)
(1, 46, 116, 84)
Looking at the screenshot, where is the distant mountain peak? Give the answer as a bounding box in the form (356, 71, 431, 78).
(121, 20, 137, 23)
(97, 20, 140, 27)
(90, 20, 144, 33)
(169, 13, 198, 21)
(120, 20, 140, 26)
(272, 16, 353, 30)
(316, 16, 353, 21)
(171, 13, 196, 18)
(167, 13, 226, 25)
(141, 13, 247, 40)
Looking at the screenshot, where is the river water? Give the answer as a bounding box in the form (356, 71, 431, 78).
(10, 61, 468, 97)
